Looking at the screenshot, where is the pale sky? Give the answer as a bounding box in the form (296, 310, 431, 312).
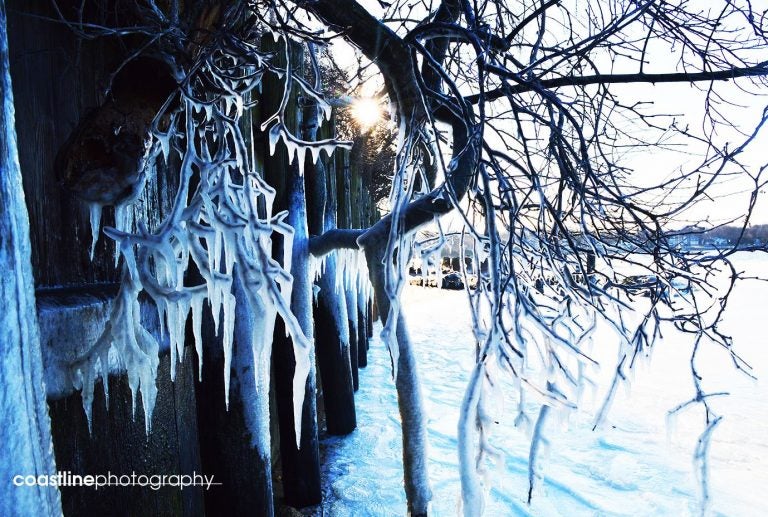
(328, 2, 768, 227)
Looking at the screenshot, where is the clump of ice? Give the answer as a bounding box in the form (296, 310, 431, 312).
(75, 25, 353, 443)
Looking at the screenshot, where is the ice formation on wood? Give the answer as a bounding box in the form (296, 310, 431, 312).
(73, 24, 350, 440)
(261, 43, 351, 178)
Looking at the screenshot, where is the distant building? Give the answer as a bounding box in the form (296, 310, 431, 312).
(667, 225, 706, 250)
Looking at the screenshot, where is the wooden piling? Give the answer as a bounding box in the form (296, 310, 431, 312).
(261, 38, 322, 507)
(307, 111, 356, 435)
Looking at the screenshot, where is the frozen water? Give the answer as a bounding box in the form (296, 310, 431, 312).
(88, 202, 102, 260)
(318, 252, 768, 516)
(74, 33, 359, 437)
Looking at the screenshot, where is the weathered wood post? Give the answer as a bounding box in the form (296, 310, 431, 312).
(6, 3, 207, 516)
(367, 298, 375, 337)
(193, 300, 274, 516)
(307, 111, 356, 436)
(337, 150, 360, 390)
(0, 2, 61, 513)
(186, 59, 280, 516)
(349, 145, 369, 368)
(262, 38, 322, 508)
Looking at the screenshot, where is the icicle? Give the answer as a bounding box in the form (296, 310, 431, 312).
(167, 297, 190, 382)
(268, 124, 281, 156)
(291, 346, 310, 447)
(191, 293, 205, 382)
(222, 231, 237, 275)
(88, 203, 102, 260)
(381, 304, 401, 379)
(99, 347, 110, 409)
(114, 203, 128, 266)
(177, 297, 190, 367)
(78, 366, 95, 433)
(320, 98, 332, 121)
(694, 416, 723, 515)
(156, 297, 168, 342)
(310, 145, 320, 164)
(308, 252, 327, 283)
(133, 322, 159, 434)
(157, 131, 171, 163)
(167, 300, 178, 381)
(222, 292, 236, 409)
(295, 145, 306, 177)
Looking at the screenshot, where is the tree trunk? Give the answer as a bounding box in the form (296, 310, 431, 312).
(366, 248, 431, 517)
(0, 2, 62, 513)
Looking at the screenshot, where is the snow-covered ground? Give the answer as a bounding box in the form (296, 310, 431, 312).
(318, 252, 768, 516)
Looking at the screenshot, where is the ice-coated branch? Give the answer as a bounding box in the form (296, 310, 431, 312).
(694, 416, 723, 516)
(308, 228, 365, 256)
(470, 61, 768, 103)
(66, 4, 361, 445)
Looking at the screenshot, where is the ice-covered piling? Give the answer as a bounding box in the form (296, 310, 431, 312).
(0, 7, 61, 511)
(262, 36, 322, 507)
(307, 117, 358, 436)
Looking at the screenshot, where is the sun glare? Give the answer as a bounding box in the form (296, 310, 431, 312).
(351, 98, 382, 128)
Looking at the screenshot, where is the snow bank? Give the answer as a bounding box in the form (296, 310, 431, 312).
(319, 252, 768, 516)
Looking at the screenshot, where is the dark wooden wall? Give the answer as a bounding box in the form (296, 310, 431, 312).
(7, 0, 176, 288)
